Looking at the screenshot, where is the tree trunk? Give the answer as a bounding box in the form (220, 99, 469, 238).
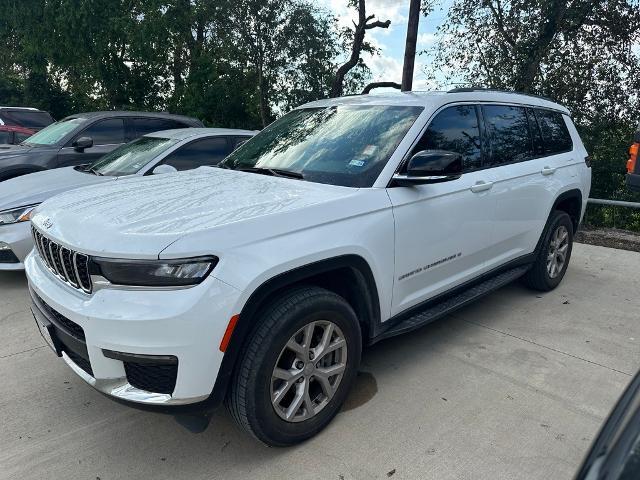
(401, 0, 421, 91)
(329, 0, 390, 98)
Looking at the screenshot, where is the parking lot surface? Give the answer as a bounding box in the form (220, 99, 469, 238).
(1, 243, 639, 480)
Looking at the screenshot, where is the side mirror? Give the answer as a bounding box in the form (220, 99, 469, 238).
(73, 136, 93, 152)
(392, 150, 463, 186)
(152, 164, 178, 175)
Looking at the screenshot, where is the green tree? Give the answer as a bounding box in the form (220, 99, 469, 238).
(426, 0, 640, 228)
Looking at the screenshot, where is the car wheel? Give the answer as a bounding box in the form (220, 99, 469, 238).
(227, 286, 361, 446)
(524, 210, 574, 291)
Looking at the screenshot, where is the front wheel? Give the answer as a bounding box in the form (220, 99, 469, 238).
(524, 210, 574, 291)
(227, 286, 361, 446)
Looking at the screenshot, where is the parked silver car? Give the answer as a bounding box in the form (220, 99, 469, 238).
(0, 127, 256, 270)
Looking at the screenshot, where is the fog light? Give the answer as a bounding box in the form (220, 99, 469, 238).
(0, 242, 19, 263)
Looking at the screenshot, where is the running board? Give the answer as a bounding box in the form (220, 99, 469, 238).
(376, 265, 530, 342)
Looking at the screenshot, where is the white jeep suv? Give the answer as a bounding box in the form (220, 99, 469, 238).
(26, 90, 591, 446)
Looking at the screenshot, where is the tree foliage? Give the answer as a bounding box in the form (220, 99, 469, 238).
(426, 0, 640, 229)
(0, 0, 367, 129)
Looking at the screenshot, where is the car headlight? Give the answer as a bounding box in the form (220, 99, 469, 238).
(0, 205, 39, 226)
(92, 256, 218, 287)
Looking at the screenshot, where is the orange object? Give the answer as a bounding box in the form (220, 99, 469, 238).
(219, 314, 240, 352)
(627, 142, 639, 174)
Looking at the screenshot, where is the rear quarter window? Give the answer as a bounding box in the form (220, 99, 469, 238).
(535, 109, 573, 154)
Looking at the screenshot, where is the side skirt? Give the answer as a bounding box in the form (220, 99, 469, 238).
(371, 256, 534, 344)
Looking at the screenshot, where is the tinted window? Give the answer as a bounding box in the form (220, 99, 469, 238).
(484, 105, 533, 166)
(133, 118, 186, 137)
(79, 118, 125, 145)
(535, 109, 572, 154)
(220, 105, 423, 187)
(0, 110, 54, 128)
(412, 105, 481, 171)
(162, 137, 230, 170)
(0, 131, 11, 144)
(231, 136, 253, 150)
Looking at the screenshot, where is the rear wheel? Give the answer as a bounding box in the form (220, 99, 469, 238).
(524, 210, 574, 291)
(227, 286, 361, 446)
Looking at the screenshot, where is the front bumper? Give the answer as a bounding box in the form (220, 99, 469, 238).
(25, 251, 241, 408)
(626, 172, 640, 192)
(0, 221, 32, 270)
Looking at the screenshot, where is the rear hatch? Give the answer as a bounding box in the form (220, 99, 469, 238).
(0, 109, 55, 131)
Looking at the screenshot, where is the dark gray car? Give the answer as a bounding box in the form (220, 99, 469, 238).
(0, 111, 203, 181)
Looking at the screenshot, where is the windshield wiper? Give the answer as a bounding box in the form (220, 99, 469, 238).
(85, 166, 103, 176)
(237, 167, 304, 180)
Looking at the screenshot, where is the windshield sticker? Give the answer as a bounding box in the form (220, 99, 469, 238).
(362, 145, 378, 156)
(349, 159, 366, 167)
(398, 252, 462, 281)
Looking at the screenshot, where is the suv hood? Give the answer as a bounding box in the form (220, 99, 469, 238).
(0, 167, 113, 211)
(31, 168, 356, 258)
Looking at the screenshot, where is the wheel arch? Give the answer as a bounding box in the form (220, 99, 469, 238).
(551, 188, 583, 232)
(208, 254, 381, 408)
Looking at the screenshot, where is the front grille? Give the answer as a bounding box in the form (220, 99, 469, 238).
(0, 249, 19, 263)
(65, 348, 93, 376)
(34, 292, 86, 342)
(124, 362, 178, 395)
(31, 226, 92, 293)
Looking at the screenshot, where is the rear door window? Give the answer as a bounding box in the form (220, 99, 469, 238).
(161, 137, 231, 170)
(76, 118, 125, 145)
(535, 109, 573, 154)
(483, 105, 533, 166)
(412, 105, 482, 171)
(0, 131, 11, 144)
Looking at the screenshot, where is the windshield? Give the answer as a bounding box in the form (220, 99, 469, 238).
(23, 118, 84, 146)
(87, 136, 178, 176)
(219, 105, 423, 187)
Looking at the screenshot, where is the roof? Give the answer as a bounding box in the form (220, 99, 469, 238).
(300, 90, 570, 115)
(62, 111, 203, 126)
(145, 127, 259, 140)
(0, 106, 40, 111)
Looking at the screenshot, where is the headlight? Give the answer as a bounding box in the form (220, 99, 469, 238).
(0, 205, 39, 226)
(92, 256, 218, 287)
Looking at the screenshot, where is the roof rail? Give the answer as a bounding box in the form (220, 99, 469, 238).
(446, 87, 555, 103)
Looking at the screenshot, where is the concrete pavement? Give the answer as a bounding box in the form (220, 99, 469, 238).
(0, 243, 638, 480)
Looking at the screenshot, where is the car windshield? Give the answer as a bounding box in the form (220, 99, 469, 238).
(22, 118, 84, 146)
(87, 136, 178, 176)
(218, 105, 423, 187)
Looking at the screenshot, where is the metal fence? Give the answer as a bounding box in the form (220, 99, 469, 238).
(585, 198, 640, 230)
(587, 198, 640, 209)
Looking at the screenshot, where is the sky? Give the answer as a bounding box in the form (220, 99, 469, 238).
(317, 0, 456, 92)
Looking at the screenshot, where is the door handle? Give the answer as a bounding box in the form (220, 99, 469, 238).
(541, 166, 557, 176)
(470, 181, 494, 193)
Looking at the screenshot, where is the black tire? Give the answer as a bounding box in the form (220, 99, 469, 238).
(226, 286, 362, 446)
(523, 210, 574, 291)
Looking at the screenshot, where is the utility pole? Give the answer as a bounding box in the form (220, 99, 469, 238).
(401, 0, 421, 91)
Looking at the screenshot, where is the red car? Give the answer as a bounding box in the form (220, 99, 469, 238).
(0, 125, 36, 145)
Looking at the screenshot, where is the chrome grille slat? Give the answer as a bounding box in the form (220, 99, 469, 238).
(31, 226, 92, 294)
(60, 247, 80, 288)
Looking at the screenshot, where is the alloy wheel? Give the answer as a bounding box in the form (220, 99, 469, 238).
(270, 320, 347, 423)
(547, 225, 569, 279)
